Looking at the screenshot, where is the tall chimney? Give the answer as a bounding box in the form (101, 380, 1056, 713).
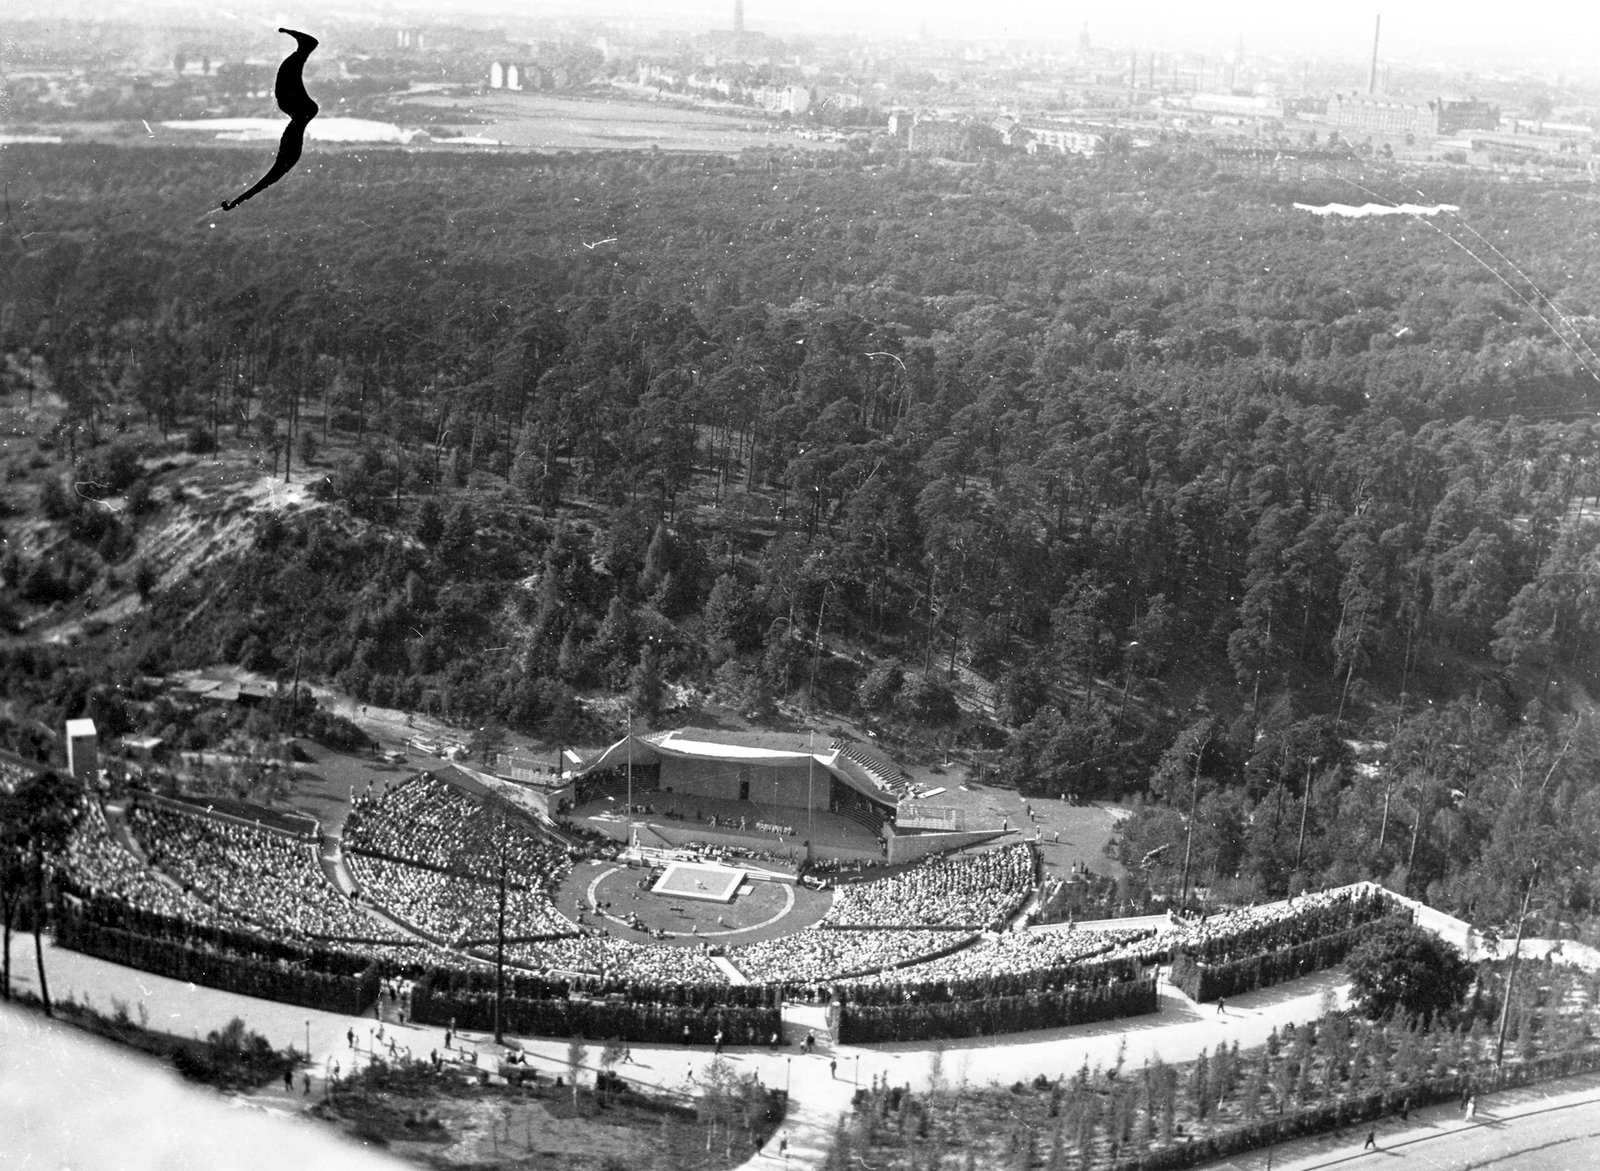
(1368, 15, 1381, 94)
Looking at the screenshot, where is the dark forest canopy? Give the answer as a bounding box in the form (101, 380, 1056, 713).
(4, 142, 1600, 935)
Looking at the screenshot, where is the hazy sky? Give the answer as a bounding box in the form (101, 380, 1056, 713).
(523, 0, 1598, 68)
(35, 0, 1598, 74)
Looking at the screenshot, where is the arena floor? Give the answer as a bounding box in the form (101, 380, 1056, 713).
(554, 859, 834, 946)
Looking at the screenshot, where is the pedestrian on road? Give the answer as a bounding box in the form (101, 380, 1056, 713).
(1465, 1094, 1477, 1121)
(347, 1028, 354, 1049)
(687, 1063, 696, 1083)
(778, 1135, 788, 1160)
(1216, 998, 1226, 1015)
(1401, 1097, 1411, 1121)
(804, 1030, 815, 1054)
(622, 1046, 635, 1064)
(770, 1032, 779, 1052)
(830, 1058, 837, 1079)
(1363, 1129, 1377, 1150)
(715, 1030, 724, 1055)
(445, 1028, 453, 1049)
(283, 1068, 293, 1092)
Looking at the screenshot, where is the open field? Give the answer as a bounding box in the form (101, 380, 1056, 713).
(2, 90, 832, 155)
(397, 90, 827, 153)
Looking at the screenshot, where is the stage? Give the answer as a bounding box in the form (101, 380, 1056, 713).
(571, 786, 886, 861)
(651, 861, 746, 903)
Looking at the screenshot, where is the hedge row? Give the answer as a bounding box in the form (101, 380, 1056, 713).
(422, 965, 780, 1008)
(410, 980, 782, 1044)
(838, 976, 1158, 1044)
(1170, 915, 1410, 1003)
(1181, 890, 1398, 967)
(1107, 1045, 1600, 1171)
(836, 952, 1149, 1007)
(54, 912, 380, 1017)
(59, 886, 387, 974)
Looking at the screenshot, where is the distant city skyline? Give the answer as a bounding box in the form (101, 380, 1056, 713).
(15, 0, 1599, 77)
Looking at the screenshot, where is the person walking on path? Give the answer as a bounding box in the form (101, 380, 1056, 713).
(283, 1068, 293, 1092)
(1465, 1094, 1477, 1121)
(622, 1046, 635, 1065)
(1216, 998, 1226, 1015)
(830, 1058, 837, 1079)
(778, 1135, 788, 1161)
(714, 1030, 724, 1055)
(683, 1024, 692, 1046)
(347, 1028, 354, 1049)
(1363, 1129, 1377, 1150)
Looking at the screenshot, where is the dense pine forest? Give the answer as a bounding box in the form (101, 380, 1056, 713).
(4, 141, 1600, 938)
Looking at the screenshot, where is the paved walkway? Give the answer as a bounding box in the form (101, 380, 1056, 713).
(5, 933, 1356, 1170)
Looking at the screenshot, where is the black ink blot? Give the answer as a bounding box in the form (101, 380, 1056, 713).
(221, 28, 319, 211)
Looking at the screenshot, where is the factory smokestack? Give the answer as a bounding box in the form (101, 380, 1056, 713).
(1368, 15, 1381, 94)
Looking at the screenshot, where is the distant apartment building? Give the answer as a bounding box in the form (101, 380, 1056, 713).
(1329, 92, 1498, 138)
(1025, 124, 1105, 157)
(490, 60, 567, 92)
(756, 85, 811, 115)
(908, 117, 965, 154)
(994, 114, 1103, 157)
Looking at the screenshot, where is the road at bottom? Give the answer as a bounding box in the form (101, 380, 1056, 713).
(1208, 1075, 1600, 1171)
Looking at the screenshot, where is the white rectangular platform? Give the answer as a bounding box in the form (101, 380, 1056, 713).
(652, 861, 746, 903)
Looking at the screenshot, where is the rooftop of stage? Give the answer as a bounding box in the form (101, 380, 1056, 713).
(575, 726, 904, 809)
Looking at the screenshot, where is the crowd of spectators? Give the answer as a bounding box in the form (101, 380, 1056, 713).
(848, 922, 1159, 986)
(502, 934, 728, 984)
(1120, 885, 1398, 966)
(128, 802, 404, 943)
(822, 844, 1035, 929)
(346, 854, 574, 943)
(344, 774, 572, 889)
(60, 802, 244, 930)
(728, 928, 965, 985)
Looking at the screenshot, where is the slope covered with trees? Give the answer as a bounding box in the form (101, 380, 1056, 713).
(4, 141, 1600, 937)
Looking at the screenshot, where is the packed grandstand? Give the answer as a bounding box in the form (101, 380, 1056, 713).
(45, 764, 1411, 1044)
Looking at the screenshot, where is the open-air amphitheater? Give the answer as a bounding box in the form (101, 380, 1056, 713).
(45, 726, 1432, 1049)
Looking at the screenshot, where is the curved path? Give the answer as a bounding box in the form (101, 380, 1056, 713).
(4, 929, 1353, 1170)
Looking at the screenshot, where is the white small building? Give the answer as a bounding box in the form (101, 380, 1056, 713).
(65, 718, 98, 785)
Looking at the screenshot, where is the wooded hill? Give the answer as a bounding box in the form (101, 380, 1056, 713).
(3, 141, 1600, 935)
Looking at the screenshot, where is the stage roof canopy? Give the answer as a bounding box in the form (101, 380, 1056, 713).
(577, 727, 900, 809)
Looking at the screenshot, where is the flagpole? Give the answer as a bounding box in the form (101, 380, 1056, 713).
(808, 731, 815, 861)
